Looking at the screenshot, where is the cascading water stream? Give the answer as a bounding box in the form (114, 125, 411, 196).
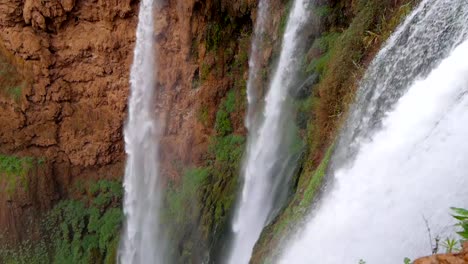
(334, 0, 468, 165)
(228, 0, 313, 263)
(118, 0, 164, 263)
(280, 0, 468, 263)
(245, 0, 268, 132)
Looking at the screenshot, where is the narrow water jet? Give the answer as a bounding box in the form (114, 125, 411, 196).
(228, 0, 313, 263)
(118, 0, 164, 263)
(245, 0, 268, 131)
(280, 0, 468, 263)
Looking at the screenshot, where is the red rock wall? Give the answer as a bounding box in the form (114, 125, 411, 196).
(0, 0, 259, 243)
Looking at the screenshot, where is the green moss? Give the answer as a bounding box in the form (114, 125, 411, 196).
(8, 86, 23, 102)
(0, 51, 27, 102)
(206, 23, 222, 51)
(201, 62, 210, 82)
(215, 109, 233, 136)
(162, 167, 211, 262)
(252, 1, 417, 262)
(299, 145, 333, 208)
(0, 155, 36, 195)
(306, 32, 342, 76)
(214, 90, 240, 136)
(278, 0, 293, 36)
(314, 5, 332, 18)
(0, 240, 49, 264)
(251, 144, 333, 263)
(224, 90, 236, 113)
(0, 179, 123, 264)
(197, 105, 210, 126)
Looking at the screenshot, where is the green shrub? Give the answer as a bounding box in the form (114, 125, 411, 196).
(0, 179, 123, 264)
(209, 135, 245, 169)
(224, 90, 236, 113)
(215, 109, 233, 136)
(0, 240, 49, 264)
(45, 180, 123, 264)
(452, 207, 468, 240)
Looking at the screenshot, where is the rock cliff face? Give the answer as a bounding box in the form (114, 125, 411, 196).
(0, 0, 138, 243)
(0, 0, 266, 247)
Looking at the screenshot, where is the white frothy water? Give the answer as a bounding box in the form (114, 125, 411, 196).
(280, 0, 468, 263)
(118, 0, 164, 263)
(245, 0, 268, 131)
(228, 0, 312, 263)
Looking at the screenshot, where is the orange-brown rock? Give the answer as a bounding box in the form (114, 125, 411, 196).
(0, 0, 137, 243)
(0, 161, 56, 245)
(415, 243, 468, 264)
(0, 0, 261, 244)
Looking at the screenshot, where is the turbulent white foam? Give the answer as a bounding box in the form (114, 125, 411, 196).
(228, 0, 312, 263)
(118, 0, 164, 263)
(280, 16, 468, 264)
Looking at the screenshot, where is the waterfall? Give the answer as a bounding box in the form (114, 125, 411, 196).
(245, 0, 268, 131)
(279, 0, 468, 263)
(228, 0, 312, 263)
(118, 0, 164, 263)
(334, 0, 468, 166)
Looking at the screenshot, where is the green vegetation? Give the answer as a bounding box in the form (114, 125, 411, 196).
(252, 145, 333, 263)
(214, 90, 237, 136)
(305, 32, 342, 76)
(206, 23, 222, 51)
(0, 155, 36, 195)
(200, 62, 210, 82)
(299, 145, 333, 209)
(441, 238, 459, 253)
(0, 240, 49, 264)
(0, 46, 28, 102)
(197, 105, 209, 126)
(314, 0, 416, 146)
(278, 0, 293, 36)
(252, 2, 417, 262)
(165, 167, 210, 226)
(215, 108, 233, 136)
(163, 84, 247, 262)
(452, 207, 468, 240)
(0, 179, 123, 264)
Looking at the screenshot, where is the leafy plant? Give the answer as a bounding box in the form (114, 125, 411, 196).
(441, 238, 460, 253)
(451, 207, 468, 240)
(403, 257, 412, 264)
